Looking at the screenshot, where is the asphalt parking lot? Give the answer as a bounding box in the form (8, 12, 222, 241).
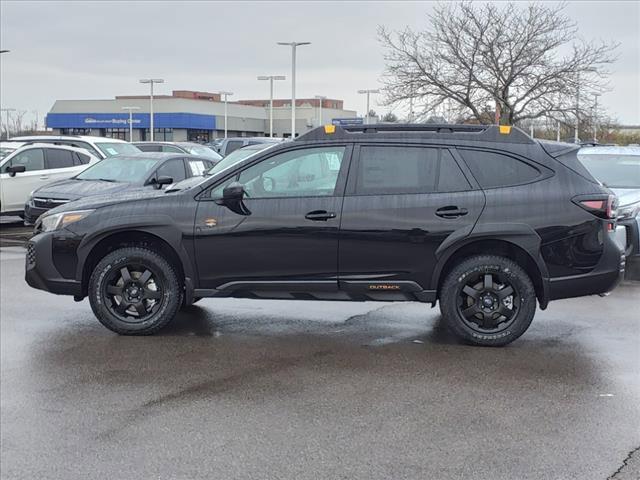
(1, 243, 639, 480)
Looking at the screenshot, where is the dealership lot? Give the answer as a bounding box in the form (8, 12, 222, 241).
(1, 245, 639, 479)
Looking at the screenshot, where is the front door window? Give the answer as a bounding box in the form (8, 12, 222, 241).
(237, 146, 345, 198)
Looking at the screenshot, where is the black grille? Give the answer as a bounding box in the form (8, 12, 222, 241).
(26, 242, 36, 267)
(33, 198, 68, 209)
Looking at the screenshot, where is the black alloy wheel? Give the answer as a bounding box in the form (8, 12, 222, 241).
(439, 255, 537, 346)
(103, 264, 163, 322)
(457, 270, 518, 334)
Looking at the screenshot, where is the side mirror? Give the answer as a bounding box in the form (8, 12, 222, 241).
(223, 182, 245, 201)
(219, 182, 251, 216)
(6, 165, 26, 177)
(152, 176, 174, 189)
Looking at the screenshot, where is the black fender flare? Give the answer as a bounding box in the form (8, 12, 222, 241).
(74, 214, 195, 288)
(431, 222, 551, 308)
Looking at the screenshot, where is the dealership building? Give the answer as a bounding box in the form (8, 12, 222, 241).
(45, 90, 358, 142)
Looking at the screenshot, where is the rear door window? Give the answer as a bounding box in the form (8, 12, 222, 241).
(353, 146, 439, 195)
(460, 149, 540, 188)
(46, 148, 75, 169)
(437, 150, 471, 192)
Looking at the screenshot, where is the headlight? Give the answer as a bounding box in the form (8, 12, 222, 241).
(28, 190, 35, 202)
(618, 201, 640, 219)
(39, 210, 94, 232)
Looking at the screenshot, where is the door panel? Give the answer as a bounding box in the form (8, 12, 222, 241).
(194, 197, 343, 289)
(338, 145, 485, 291)
(1, 148, 48, 212)
(193, 145, 351, 290)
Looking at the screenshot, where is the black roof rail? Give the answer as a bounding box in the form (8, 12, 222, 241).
(295, 123, 534, 144)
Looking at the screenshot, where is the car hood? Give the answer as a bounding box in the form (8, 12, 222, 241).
(611, 188, 640, 207)
(44, 188, 169, 216)
(33, 178, 137, 200)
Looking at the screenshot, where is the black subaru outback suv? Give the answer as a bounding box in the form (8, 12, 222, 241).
(25, 124, 625, 346)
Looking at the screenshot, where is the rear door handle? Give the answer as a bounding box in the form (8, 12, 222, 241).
(435, 206, 468, 219)
(39, 175, 50, 180)
(305, 210, 336, 221)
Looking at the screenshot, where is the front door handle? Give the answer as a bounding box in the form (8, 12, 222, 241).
(39, 175, 50, 180)
(305, 210, 336, 221)
(435, 206, 469, 219)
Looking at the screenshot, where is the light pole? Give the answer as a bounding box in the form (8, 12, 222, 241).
(592, 93, 601, 143)
(218, 91, 233, 138)
(139, 78, 164, 141)
(358, 89, 380, 124)
(277, 41, 310, 138)
(122, 106, 140, 141)
(258, 76, 286, 137)
(31, 110, 39, 131)
(574, 72, 580, 144)
(314, 95, 326, 127)
(1, 108, 16, 140)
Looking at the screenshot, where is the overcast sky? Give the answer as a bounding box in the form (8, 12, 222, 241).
(1, 1, 638, 127)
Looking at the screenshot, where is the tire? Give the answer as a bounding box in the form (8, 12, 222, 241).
(439, 255, 536, 347)
(88, 247, 182, 335)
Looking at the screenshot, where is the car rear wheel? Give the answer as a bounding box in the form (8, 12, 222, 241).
(439, 255, 536, 346)
(88, 247, 182, 335)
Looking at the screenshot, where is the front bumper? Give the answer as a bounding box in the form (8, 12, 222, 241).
(23, 202, 50, 226)
(548, 227, 625, 301)
(25, 232, 81, 296)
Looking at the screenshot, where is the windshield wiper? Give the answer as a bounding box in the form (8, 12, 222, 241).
(96, 178, 118, 183)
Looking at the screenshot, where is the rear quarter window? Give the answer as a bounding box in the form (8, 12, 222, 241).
(459, 149, 541, 188)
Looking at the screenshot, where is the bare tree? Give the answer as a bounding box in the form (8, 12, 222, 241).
(379, 2, 618, 125)
(10, 110, 27, 136)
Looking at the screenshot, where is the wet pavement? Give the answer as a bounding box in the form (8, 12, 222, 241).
(1, 245, 639, 479)
(0, 217, 31, 247)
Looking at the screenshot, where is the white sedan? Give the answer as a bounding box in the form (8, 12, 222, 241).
(0, 142, 100, 217)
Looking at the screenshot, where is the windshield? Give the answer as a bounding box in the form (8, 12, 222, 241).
(76, 157, 161, 183)
(183, 145, 222, 160)
(95, 142, 141, 158)
(206, 144, 275, 176)
(0, 147, 17, 160)
(578, 153, 640, 189)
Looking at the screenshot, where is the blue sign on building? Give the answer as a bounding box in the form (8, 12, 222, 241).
(46, 112, 216, 130)
(332, 118, 364, 127)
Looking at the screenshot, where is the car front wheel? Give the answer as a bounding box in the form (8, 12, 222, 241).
(88, 247, 182, 335)
(439, 255, 536, 346)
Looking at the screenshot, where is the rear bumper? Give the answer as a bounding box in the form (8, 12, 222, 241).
(548, 230, 625, 301)
(25, 233, 81, 296)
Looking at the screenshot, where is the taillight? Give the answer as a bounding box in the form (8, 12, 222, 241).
(573, 194, 617, 220)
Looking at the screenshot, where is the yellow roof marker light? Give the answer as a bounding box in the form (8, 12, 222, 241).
(324, 124, 336, 134)
(499, 125, 512, 135)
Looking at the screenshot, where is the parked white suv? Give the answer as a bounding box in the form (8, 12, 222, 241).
(0, 143, 100, 216)
(7, 135, 140, 159)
